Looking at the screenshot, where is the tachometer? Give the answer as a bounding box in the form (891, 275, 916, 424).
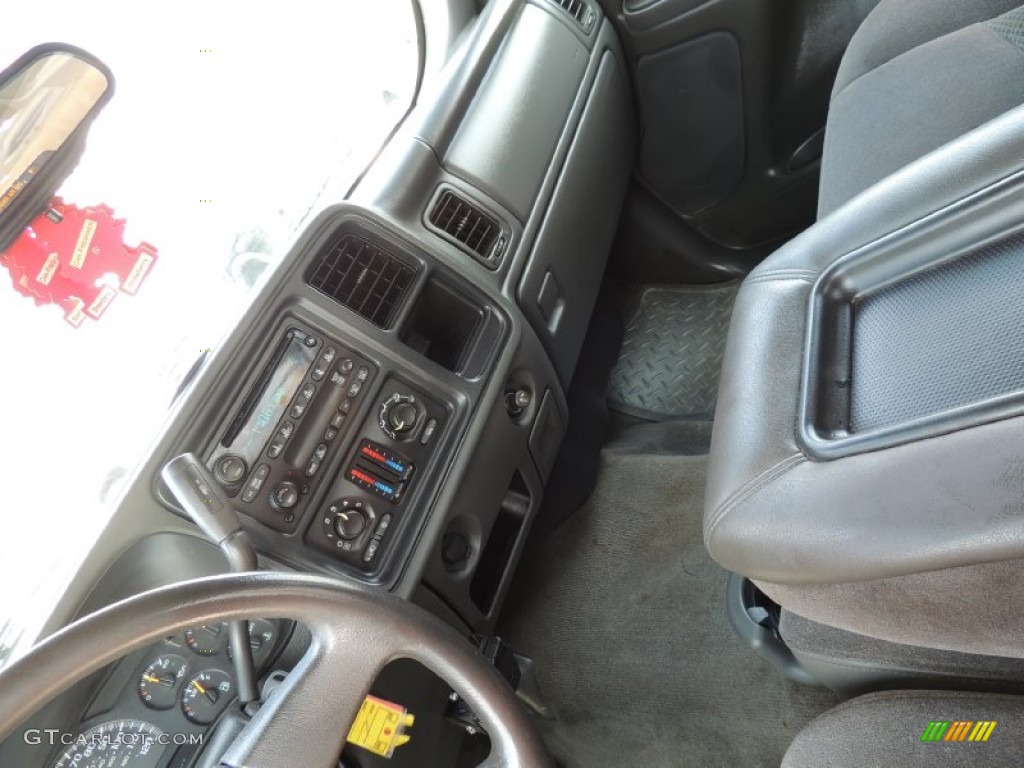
(52, 719, 165, 768)
(181, 669, 233, 725)
(138, 653, 189, 710)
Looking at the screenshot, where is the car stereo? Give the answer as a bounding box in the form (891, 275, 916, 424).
(208, 325, 378, 535)
(203, 321, 449, 575)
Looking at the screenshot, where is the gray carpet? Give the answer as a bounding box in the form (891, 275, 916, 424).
(500, 449, 838, 768)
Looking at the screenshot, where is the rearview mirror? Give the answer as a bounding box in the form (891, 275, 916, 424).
(0, 44, 113, 253)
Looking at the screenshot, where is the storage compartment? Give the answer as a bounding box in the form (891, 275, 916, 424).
(470, 472, 530, 614)
(401, 278, 484, 374)
(517, 51, 636, 385)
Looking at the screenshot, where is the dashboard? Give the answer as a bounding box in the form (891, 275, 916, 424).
(42, 620, 290, 768)
(1, 0, 637, 765)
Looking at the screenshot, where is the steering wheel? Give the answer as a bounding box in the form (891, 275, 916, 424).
(0, 572, 553, 767)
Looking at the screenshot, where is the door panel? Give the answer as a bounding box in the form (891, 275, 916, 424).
(600, 0, 880, 250)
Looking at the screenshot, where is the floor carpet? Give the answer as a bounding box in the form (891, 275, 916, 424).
(499, 448, 838, 768)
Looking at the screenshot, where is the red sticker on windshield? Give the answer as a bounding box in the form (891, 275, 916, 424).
(30, 200, 159, 289)
(2, 197, 159, 327)
(2, 230, 115, 322)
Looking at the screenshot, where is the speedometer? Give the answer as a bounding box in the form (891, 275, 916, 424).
(52, 719, 166, 768)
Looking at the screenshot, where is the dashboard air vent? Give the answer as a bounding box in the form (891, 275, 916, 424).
(428, 190, 502, 264)
(306, 234, 416, 328)
(551, 0, 595, 30)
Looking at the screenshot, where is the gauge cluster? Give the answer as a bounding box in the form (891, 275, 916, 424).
(51, 619, 288, 768)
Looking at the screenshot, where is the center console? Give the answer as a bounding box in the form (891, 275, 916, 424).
(151, 0, 635, 634)
(204, 319, 450, 574)
(157, 213, 509, 589)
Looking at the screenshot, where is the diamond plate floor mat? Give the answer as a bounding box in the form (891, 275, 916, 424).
(607, 283, 739, 420)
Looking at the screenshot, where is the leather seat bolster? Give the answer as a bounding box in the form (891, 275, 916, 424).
(705, 105, 1024, 586)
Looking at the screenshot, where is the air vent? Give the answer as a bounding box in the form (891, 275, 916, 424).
(306, 234, 416, 328)
(551, 0, 596, 30)
(427, 190, 503, 265)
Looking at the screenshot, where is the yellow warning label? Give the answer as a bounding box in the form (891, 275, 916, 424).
(70, 218, 97, 269)
(346, 695, 415, 758)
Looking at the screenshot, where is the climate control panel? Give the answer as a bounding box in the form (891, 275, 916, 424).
(305, 377, 447, 572)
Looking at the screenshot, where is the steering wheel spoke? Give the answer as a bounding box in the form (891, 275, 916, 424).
(0, 573, 553, 768)
(222, 632, 394, 767)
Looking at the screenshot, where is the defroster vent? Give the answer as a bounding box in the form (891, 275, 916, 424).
(306, 234, 416, 328)
(428, 190, 502, 265)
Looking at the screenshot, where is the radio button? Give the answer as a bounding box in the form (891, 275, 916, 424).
(374, 513, 392, 539)
(339, 359, 354, 374)
(271, 482, 299, 510)
(329, 370, 349, 388)
(313, 443, 328, 462)
(324, 427, 339, 442)
(330, 413, 345, 429)
(348, 380, 363, 398)
(242, 463, 270, 502)
(312, 347, 337, 381)
(363, 538, 380, 563)
(267, 421, 294, 458)
(338, 399, 351, 414)
(305, 459, 321, 477)
(356, 366, 370, 382)
(290, 385, 315, 419)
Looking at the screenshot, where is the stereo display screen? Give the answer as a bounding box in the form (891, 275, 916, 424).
(227, 335, 316, 463)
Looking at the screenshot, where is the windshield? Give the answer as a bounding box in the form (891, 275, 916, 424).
(0, 1, 419, 666)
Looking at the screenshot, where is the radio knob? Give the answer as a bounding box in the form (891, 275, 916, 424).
(213, 454, 247, 486)
(334, 509, 367, 540)
(270, 482, 299, 511)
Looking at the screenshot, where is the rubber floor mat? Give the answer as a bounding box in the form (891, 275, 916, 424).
(607, 283, 738, 420)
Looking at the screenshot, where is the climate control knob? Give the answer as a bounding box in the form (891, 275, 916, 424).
(380, 394, 420, 439)
(270, 481, 299, 511)
(333, 509, 367, 540)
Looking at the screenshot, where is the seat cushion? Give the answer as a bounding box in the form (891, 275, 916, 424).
(783, 690, 1024, 767)
(818, 0, 1024, 217)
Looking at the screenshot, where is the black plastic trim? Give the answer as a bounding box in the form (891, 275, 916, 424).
(726, 574, 820, 687)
